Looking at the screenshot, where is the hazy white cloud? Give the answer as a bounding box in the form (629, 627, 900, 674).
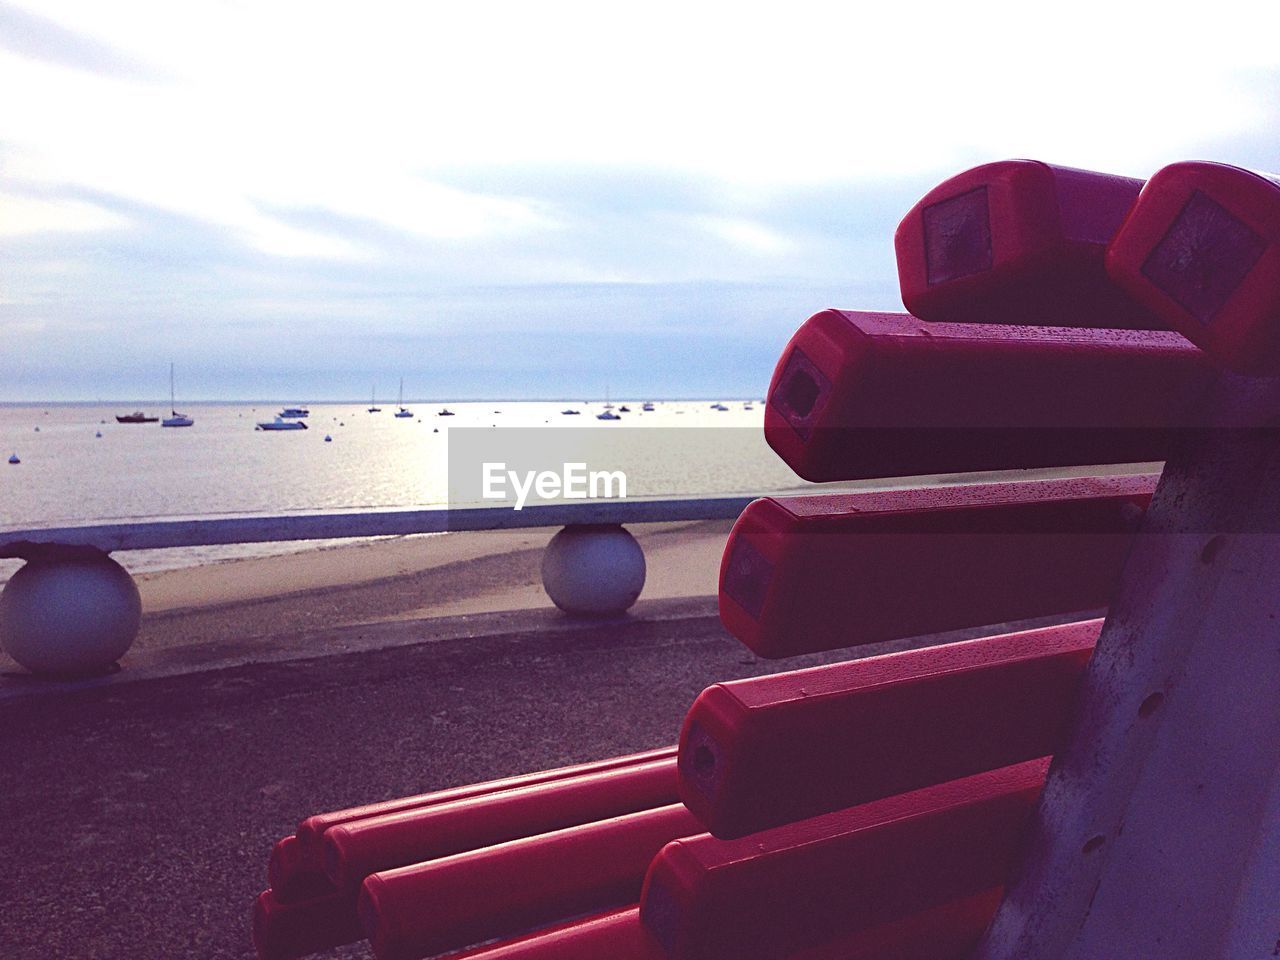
(1, 0, 1279, 397)
(0, 191, 130, 235)
(687, 215, 795, 256)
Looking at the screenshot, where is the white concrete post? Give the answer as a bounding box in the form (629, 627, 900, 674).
(0, 549, 141, 675)
(541, 524, 646, 615)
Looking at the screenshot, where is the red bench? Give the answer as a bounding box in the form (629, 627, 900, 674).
(895, 160, 1160, 329)
(718, 476, 1150, 657)
(762, 310, 1210, 481)
(254, 157, 1279, 960)
(679, 619, 1099, 839)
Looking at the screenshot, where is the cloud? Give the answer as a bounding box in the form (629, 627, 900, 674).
(0, 190, 130, 235)
(0, 2, 165, 81)
(1, 2, 1279, 400)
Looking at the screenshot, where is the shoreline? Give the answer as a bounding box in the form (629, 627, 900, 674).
(0, 520, 734, 675)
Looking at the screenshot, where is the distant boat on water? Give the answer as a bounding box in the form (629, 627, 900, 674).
(710, 403, 729, 411)
(116, 411, 158, 423)
(394, 378, 413, 418)
(437, 408, 455, 417)
(162, 363, 194, 427)
(597, 410, 621, 421)
(279, 407, 309, 419)
(561, 409, 581, 415)
(368, 385, 381, 413)
(7, 453, 19, 465)
(618, 405, 631, 413)
(256, 417, 308, 431)
(642, 402, 655, 412)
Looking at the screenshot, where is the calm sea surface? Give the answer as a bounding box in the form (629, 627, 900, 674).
(0, 399, 805, 572)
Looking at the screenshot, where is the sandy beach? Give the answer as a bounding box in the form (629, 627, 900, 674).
(89, 519, 731, 670)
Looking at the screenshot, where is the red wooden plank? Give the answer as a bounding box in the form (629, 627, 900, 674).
(787, 888, 1002, 960)
(896, 160, 1161, 329)
(359, 804, 701, 960)
(763, 309, 1210, 481)
(295, 745, 676, 855)
(719, 475, 1151, 657)
(681, 619, 1097, 838)
(267, 835, 337, 905)
(1106, 161, 1280, 373)
(324, 757, 679, 890)
(251, 888, 363, 960)
(640, 759, 1047, 960)
(443, 908, 661, 960)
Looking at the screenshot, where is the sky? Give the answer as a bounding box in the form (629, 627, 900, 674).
(2, 0, 1279, 401)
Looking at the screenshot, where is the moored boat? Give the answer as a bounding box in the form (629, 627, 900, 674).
(116, 411, 158, 424)
(394, 378, 413, 418)
(162, 363, 194, 427)
(257, 417, 308, 431)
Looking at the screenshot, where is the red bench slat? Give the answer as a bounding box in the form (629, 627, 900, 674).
(251, 888, 364, 960)
(681, 619, 1098, 838)
(267, 835, 338, 905)
(1105, 160, 1280, 373)
(896, 160, 1161, 329)
(786, 888, 1002, 960)
(719, 475, 1151, 657)
(295, 744, 676, 853)
(359, 803, 701, 960)
(324, 756, 679, 890)
(764, 310, 1210, 481)
(640, 759, 1047, 960)
(443, 907, 660, 960)
(273, 746, 675, 905)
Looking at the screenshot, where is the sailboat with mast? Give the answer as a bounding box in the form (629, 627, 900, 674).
(368, 383, 381, 413)
(394, 378, 414, 418)
(162, 363, 194, 427)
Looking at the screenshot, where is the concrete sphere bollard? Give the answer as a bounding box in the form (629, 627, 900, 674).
(541, 524, 646, 615)
(0, 555, 142, 675)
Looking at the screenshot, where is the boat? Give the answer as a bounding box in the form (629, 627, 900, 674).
(394, 378, 413, 418)
(279, 407, 310, 419)
(162, 364, 194, 427)
(561, 409, 581, 415)
(642, 402, 655, 412)
(618, 405, 631, 413)
(116, 411, 158, 423)
(324, 434, 332, 442)
(597, 410, 621, 421)
(711, 403, 729, 411)
(368, 385, 381, 413)
(438, 408, 456, 417)
(7, 453, 19, 465)
(256, 417, 308, 431)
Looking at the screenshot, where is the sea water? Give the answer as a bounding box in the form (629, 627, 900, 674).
(0, 399, 802, 573)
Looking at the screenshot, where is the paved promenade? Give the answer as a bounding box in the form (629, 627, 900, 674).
(0, 599, 1070, 959)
